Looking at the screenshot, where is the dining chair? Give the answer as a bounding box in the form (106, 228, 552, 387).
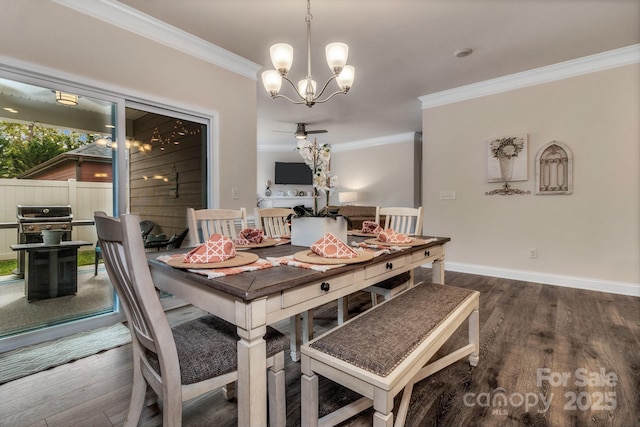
(254, 207, 315, 360)
(94, 219, 155, 275)
(254, 207, 293, 238)
(186, 207, 247, 245)
(367, 206, 424, 305)
(94, 211, 287, 426)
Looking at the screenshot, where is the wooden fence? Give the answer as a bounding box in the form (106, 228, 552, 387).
(0, 179, 112, 261)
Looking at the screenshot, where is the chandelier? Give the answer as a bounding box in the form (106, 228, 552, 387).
(261, 0, 355, 108)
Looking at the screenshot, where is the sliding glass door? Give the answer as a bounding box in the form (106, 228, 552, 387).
(0, 71, 210, 351)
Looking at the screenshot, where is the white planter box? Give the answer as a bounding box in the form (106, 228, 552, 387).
(291, 216, 348, 247)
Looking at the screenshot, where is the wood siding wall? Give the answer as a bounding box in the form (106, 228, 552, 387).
(129, 113, 204, 240)
(78, 162, 112, 183)
(29, 160, 112, 183)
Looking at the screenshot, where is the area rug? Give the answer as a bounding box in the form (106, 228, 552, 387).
(0, 322, 131, 384)
(0, 268, 115, 337)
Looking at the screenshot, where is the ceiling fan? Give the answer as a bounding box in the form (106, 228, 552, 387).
(274, 123, 328, 140)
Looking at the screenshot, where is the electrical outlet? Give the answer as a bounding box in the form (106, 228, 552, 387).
(231, 187, 239, 199)
(529, 248, 537, 258)
(440, 191, 456, 200)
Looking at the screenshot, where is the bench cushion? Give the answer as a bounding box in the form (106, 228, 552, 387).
(308, 283, 475, 377)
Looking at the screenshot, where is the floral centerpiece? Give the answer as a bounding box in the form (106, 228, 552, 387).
(296, 138, 339, 216)
(290, 138, 349, 246)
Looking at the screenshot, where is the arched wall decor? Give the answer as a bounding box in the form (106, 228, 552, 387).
(535, 141, 573, 195)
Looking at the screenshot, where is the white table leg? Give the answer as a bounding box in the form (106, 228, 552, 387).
(432, 257, 445, 284)
(236, 299, 268, 427)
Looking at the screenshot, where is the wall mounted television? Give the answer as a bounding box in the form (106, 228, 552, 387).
(274, 162, 313, 185)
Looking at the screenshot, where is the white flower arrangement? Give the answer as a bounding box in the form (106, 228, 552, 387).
(296, 138, 338, 214)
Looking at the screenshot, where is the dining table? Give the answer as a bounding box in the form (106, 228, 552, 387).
(147, 234, 450, 427)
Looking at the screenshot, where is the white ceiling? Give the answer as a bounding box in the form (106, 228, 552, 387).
(111, 1, 640, 147)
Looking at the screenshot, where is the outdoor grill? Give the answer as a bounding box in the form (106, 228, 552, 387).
(15, 205, 73, 276)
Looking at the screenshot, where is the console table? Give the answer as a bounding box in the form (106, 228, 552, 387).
(260, 196, 314, 208)
(11, 241, 91, 301)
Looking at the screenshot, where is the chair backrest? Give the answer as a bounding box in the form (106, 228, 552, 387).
(254, 207, 294, 238)
(187, 207, 248, 244)
(94, 211, 181, 387)
(375, 206, 424, 235)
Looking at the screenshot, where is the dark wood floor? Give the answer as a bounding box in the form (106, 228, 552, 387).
(0, 269, 638, 426)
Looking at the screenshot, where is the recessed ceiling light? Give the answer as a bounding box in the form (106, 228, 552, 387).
(3, 107, 18, 113)
(105, 124, 115, 129)
(454, 48, 473, 58)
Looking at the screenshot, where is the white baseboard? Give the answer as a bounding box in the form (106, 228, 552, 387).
(421, 262, 640, 297)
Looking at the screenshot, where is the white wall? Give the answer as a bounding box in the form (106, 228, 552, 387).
(422, 64, 639, 293)
(257, 149, 315, 201)
(0, 1, 258, 212)
(257, 134, 417, 209)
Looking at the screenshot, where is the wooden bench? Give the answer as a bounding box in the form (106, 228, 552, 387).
(300, 282, 480, 427)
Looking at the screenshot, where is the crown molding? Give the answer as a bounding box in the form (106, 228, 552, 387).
(257, 132, 416, 153)
(52, 0, 261, 80)
(420, 44, 640, 109)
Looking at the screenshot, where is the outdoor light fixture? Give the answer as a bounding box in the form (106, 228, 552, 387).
(54, 91, 78, 106)
(261, 0, 355, 107)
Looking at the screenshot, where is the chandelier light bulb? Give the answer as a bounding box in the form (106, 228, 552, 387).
(336, 66, 355, 91)
(297, 78, 317, 97)
(270, 43, 293, 74)
(261, 70, 283, 95)
(325, 42, 349, 73)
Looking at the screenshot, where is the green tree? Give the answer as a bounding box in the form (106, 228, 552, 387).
(0, 122, 86, 178)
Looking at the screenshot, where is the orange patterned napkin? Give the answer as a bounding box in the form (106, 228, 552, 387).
(361, 221, 383, 235)
(311, 233, 359, 259)
(235, 228, 264, 245)
(377, 228, 413, 244)
(183, 233, 236, 263)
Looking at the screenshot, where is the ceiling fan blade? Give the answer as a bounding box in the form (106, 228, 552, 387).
(307, 130, 328, 134)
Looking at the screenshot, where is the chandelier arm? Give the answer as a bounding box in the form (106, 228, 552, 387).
(281, 75, 307, 101)
(270, 93, 308, 105)
(311, 74, 339, 101)
(312, 88, 350, 105)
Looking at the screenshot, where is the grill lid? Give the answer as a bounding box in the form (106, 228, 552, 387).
(17, 205, 73, 221)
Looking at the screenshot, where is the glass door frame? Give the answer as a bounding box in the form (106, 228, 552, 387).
(0, 63, 214, 352)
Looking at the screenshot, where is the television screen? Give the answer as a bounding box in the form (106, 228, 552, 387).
(274, 162, 313, 185)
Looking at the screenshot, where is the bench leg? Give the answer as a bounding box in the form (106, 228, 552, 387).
(373, 412, 393, 427)
(469, 307, 480, 367)
(301, 373, 319, 427)
(373, 389, 394, 427)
